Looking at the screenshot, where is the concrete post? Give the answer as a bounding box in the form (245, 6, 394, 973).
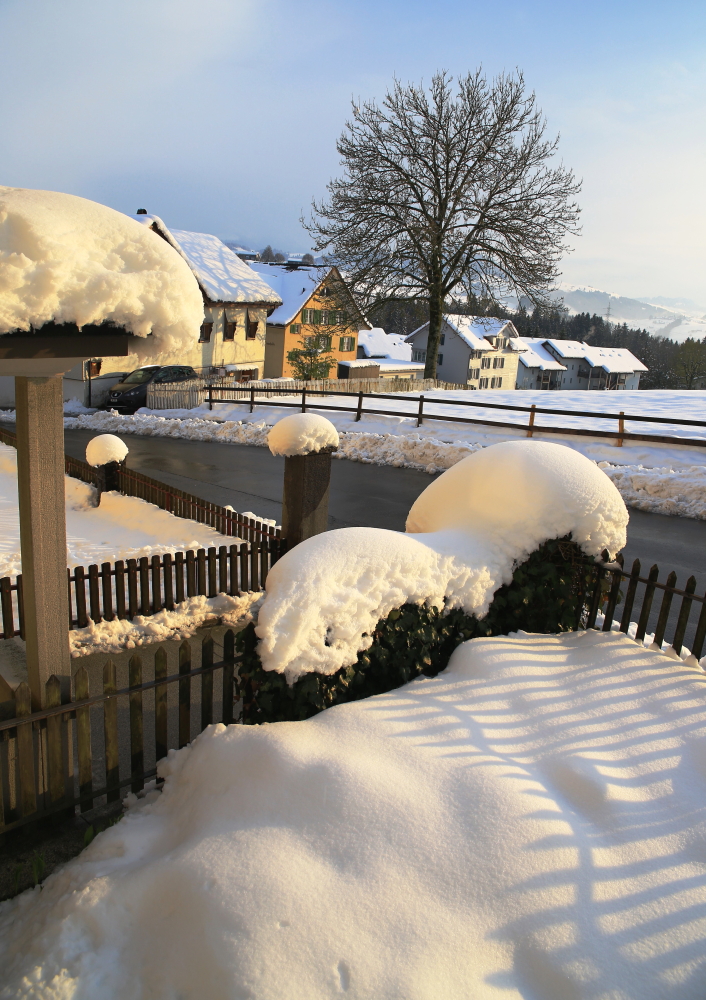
(281, 447, 334, 548)
(15, 375, 71, 708)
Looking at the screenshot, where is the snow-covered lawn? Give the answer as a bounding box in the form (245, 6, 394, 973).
(54, 389, 706, 519)
(2, 630, 704, 999)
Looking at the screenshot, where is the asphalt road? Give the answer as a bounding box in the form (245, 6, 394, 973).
(63, 427, 706, 588)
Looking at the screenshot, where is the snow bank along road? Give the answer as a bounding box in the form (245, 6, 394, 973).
(57, 387, 706, 522)
(2, 631, 704, 999)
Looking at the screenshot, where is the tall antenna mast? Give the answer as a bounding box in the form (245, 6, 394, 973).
(605, 299, 612, 326)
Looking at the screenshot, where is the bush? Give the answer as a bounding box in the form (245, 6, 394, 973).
(236, 537, 593, 724)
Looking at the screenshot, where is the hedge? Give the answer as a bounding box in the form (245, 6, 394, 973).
(236, 536, 597, 725)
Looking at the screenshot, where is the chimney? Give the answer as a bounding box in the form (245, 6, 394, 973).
(136, 208, 147, 215)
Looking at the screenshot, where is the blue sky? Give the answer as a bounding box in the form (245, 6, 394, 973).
(0, 0, 704, 302)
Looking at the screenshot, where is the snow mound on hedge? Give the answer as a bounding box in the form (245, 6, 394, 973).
(268, 412, 339, 456)
(2, 631, 704, 1000)
(85, 434, 128, 467)
(257, 440, 628, 681)
(0, 187, 203, 349)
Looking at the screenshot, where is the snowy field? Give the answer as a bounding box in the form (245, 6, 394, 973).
(2, 630, 704, 999)
(55, 389, 706, 519)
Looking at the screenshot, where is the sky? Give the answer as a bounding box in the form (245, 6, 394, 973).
(0, 0, 704, 305)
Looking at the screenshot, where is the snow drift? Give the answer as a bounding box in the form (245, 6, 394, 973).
(2, 630, 704, 999)
(256, 440, 628, 682)
(0, 187, 203, 350)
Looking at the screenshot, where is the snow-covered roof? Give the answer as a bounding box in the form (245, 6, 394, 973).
(544, 340, 648, 373)
(376, 359, 425, 372)
(358, 327, 412, 361)
(130, 216, 281, 307)
(338, 359, 381, 369)
(0, 189, 204, 349)
(248, 263, 324, 325)
(406, 315, 519, 352)
(516, 338, 567, 371)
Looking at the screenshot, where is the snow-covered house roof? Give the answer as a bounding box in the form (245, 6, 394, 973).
(358, 327, 413, 362)
(544, 340, 648, 373)
(130, 216, 281, 308)
(406, 315, 520, 352)
(516, 338, 567, 371)
(0, 189, 203, 350)
(248, 262, 368, 328)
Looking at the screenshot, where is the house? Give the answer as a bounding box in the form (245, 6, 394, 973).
(516, 338, 647, 390)
(405, 316, 523, 388)
(356, 327, 426, 380)
(249, 263, 368, 379)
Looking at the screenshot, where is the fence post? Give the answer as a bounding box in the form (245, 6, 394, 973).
(355, 391, 363, 422)
(616, 411, 625, 447)
(416, 395, 424, 427)
(527, 404, 536, 437)
(178, 640, 191, 749)
(208, 386, 213, 411)
(281, 447, 333, 548)
(250, 386, 255, 413)
(301, 387, 307, 413)
(15, 681, 37, 818)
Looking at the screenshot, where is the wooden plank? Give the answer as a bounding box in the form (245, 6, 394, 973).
(672, 576, 696, 655)
(175, 551, 185, 603)
(101, 562, 114, 621)
(0, 577, 15, 637)
(154, 646, 168, 763)
(127, 559, 138, 619)
(103, 660, 119, 803)
(230, 544, 239, 595)
(197, 549, 207, 596)
(602, 557, 624, 631)
(619, 559, 641, 633)
(250, 541, 259, 592)
(151, 554, 161, 612)
(186, 550, 196, 597)
(690, 596, 706, 662)
(115, 560, 126, 619)
(88, 564, 101, 623)
(74, 566, 88, 628)
(74, 666, 93, 811)
(218, 545, 228, 594)
(178, 640, 191, 749)
(261, 540, 269, 587)
(635, 565, 660, 643)
(129, 655, 144, 793)
(163, 553, 174, 611)
(45, 674, 65, 807)
(201, 635, 213, 731)
(240, 542, 249, 593)
(17, 573, 24, 639)
(222, 629, 234, 726)
(653, 571, 677, 649)
(15, 682, 37, 818)
(207, 547, 217, 597)
(139, 557, 150, 614)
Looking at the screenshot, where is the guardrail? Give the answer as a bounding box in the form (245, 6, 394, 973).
(203, 386, 706, 449)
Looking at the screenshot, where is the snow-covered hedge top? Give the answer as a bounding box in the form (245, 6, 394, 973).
(268, 413, 339, 457)
(85, 434, 129, 468)
(0, 188, 204, 348)
(256, 440, 628, 682)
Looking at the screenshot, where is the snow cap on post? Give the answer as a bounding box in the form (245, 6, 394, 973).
(268, 413, 339, 457)
(0, 187, 204, 350)
(85, 434, 129, 468)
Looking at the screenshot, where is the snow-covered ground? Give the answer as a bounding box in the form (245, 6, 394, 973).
(52, 388, 706, 519)
(2, 630, 704, 999)
(0, 443, 236, 579)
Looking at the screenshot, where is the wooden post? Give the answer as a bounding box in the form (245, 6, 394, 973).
(417, 395, 424, 427)
(281, 448, 333, 548)
(15, 375, 71, 708)
(355, 391, 363, 422)
(617, 411, 625, 447)
(301, 387, 307, 413)
(527, 404, 536, 437)
(250, 386, 255, 413)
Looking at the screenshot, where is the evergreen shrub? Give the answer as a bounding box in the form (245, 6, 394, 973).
(236, 536, 595, 725)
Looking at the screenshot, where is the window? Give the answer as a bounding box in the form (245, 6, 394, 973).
(223, 320, 236, 341)
(320, 286, 330, 297)
(439, 334, 445, 345)
(339, 336, 355, 352)
(479, 377, 489, 388)
(321, 310, 330, 325)
(469, 367, 480, 379)
(289, 323, 301, 336)
(481, 356, 491, 369)
(470, 350, 483, 360)
(496, 338, 504, 349)
(302, 308, 322, 324)
(492, 356, 505, 369)
(199, 322, 213, 343)
(412, 349, 426, 363)
(245, 311, 258, 340)
(437, 354, 443, 365)
(491, 376, 503, 388)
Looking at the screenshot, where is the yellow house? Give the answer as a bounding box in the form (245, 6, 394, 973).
(250, 263, 369, 379)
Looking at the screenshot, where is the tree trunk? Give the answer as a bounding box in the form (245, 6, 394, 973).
(424, 285, 443, 379)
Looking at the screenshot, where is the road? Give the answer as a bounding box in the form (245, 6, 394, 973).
(63, 427, 706, 588)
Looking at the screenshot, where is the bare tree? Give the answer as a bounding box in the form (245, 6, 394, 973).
(304, 70, 581, 378)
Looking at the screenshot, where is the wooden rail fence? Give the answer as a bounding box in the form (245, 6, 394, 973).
(199, 386, 706, 449)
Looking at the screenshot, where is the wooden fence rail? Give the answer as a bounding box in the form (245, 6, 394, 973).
(0, 539, 283, 639)
(0, 631, 240, 833)
(198, 385, 706, 449)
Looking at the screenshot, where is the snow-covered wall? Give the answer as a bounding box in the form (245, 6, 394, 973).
(0, 187, 204, 352)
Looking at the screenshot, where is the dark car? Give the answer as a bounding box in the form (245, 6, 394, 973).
(107, 365, 198, 413)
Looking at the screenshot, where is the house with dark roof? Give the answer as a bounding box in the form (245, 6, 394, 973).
(405, 316, 523, 388)
(249, 263, 369, 379)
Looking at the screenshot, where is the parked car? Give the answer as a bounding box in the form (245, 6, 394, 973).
(106, 365, 198, 413)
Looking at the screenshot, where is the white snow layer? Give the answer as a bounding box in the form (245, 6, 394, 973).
(2, 630, 705, 1000)
(84, 433, 128, 467)
(0, 187, 203, 348)
(256, 441, 628, 682)
(267, 412, 339, 456)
